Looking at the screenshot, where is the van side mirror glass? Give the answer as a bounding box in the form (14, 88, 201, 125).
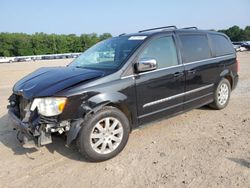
(136, 58, 157, 73)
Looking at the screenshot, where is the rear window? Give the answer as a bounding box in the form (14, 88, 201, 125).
(179, 34, 211, 63)
(209, 34, 234, 57)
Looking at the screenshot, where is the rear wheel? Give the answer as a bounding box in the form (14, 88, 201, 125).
(209, 78, 231, 110)
(77, 106, 130, 162)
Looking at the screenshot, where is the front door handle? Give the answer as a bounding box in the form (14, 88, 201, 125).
(174, 72, 184, 77)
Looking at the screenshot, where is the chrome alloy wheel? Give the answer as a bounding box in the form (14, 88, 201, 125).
(217, 83, 229, 106)
(90, 117, 124, 154)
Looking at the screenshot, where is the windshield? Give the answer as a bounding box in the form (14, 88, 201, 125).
(69, 36, 145, 70)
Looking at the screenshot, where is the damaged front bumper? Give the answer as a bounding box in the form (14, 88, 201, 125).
(8, 108, 53, 147)
(7, 93, 85, 148)
(8, 106, 84, 149)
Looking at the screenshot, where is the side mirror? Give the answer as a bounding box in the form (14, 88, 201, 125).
(136, 58, 157, 73)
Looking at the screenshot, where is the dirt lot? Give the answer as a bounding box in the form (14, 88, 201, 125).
(0, 53, 250, 188)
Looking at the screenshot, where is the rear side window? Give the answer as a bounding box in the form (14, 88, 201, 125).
(209, 34, 234, 57)
(139, 36, 178, 69)
(179, 34, 211, 63)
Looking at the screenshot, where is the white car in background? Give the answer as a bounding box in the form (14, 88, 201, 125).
(0, 57, 15, 63)
(232, 42, 248, 52)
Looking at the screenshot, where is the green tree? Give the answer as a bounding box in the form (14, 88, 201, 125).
(244, 26, 250, 41)
(13, 33, 33, 56)
(0, 33, 15, 56)
(0, 32, 112, 57)
(219, 25, 246, 41)
(99, 33, 112, 41)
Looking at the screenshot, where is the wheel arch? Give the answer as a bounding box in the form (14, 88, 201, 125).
(87, 92, 133, 130)
(105, 102, 132, 130)
(67, 91, 135, 145)
(220, 69, 233, 89)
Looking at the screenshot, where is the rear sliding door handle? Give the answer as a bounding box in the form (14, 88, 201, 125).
(187, 69, 196, 74)
(174, 72, 184, 77)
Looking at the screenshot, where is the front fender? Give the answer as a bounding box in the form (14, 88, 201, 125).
(66, 92, 130, 145)
(88, 92, 127, 105)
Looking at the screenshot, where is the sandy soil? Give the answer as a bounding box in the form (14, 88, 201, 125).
(0, 54, 250, 188)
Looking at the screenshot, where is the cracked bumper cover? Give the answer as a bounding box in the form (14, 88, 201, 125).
(8, 109, 33, 136)
(8, 108, 52, 147)
(8, 107, 84, 147)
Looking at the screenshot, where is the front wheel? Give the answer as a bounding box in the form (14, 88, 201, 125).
(77, 106, 130, 162)
(209, 78, 231, 110)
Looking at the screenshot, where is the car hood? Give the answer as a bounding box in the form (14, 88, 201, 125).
(13, 66, 105, 99)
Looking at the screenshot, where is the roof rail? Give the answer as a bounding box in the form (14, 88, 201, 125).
(139, 26, 177, 33)
(182, 27, 198, 30)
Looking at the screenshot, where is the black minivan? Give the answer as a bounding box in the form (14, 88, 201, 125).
(8, 26, 238, 161)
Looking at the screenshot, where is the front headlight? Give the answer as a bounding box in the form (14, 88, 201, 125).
(30, 97, 67, 117)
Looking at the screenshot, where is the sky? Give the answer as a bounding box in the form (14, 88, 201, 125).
(1, 0, 249, 36)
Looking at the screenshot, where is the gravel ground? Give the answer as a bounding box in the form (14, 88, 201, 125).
(0, 53, 250, 188)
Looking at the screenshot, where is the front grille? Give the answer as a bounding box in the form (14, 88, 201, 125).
(18, 96, 30, 119)
(40, 115, 58, 124)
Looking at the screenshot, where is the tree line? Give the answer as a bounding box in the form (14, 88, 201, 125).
(218, 25, 250, 42)
(0, 32, 112, 57)
(0, 25, 249, 57)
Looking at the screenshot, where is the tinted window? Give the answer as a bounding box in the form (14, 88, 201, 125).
(209, 34, 234, 56)
(179, 34, 211, 63)
(139, 36, 178, 69)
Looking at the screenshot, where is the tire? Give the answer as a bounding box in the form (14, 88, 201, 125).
(209, 78, 231, 110)
(77, 106, 130, 162)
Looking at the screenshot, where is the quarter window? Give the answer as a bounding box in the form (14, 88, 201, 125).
(209, 34, 234, 56)
(179, 34, 211, 63)
(139, 36, 178, 69)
